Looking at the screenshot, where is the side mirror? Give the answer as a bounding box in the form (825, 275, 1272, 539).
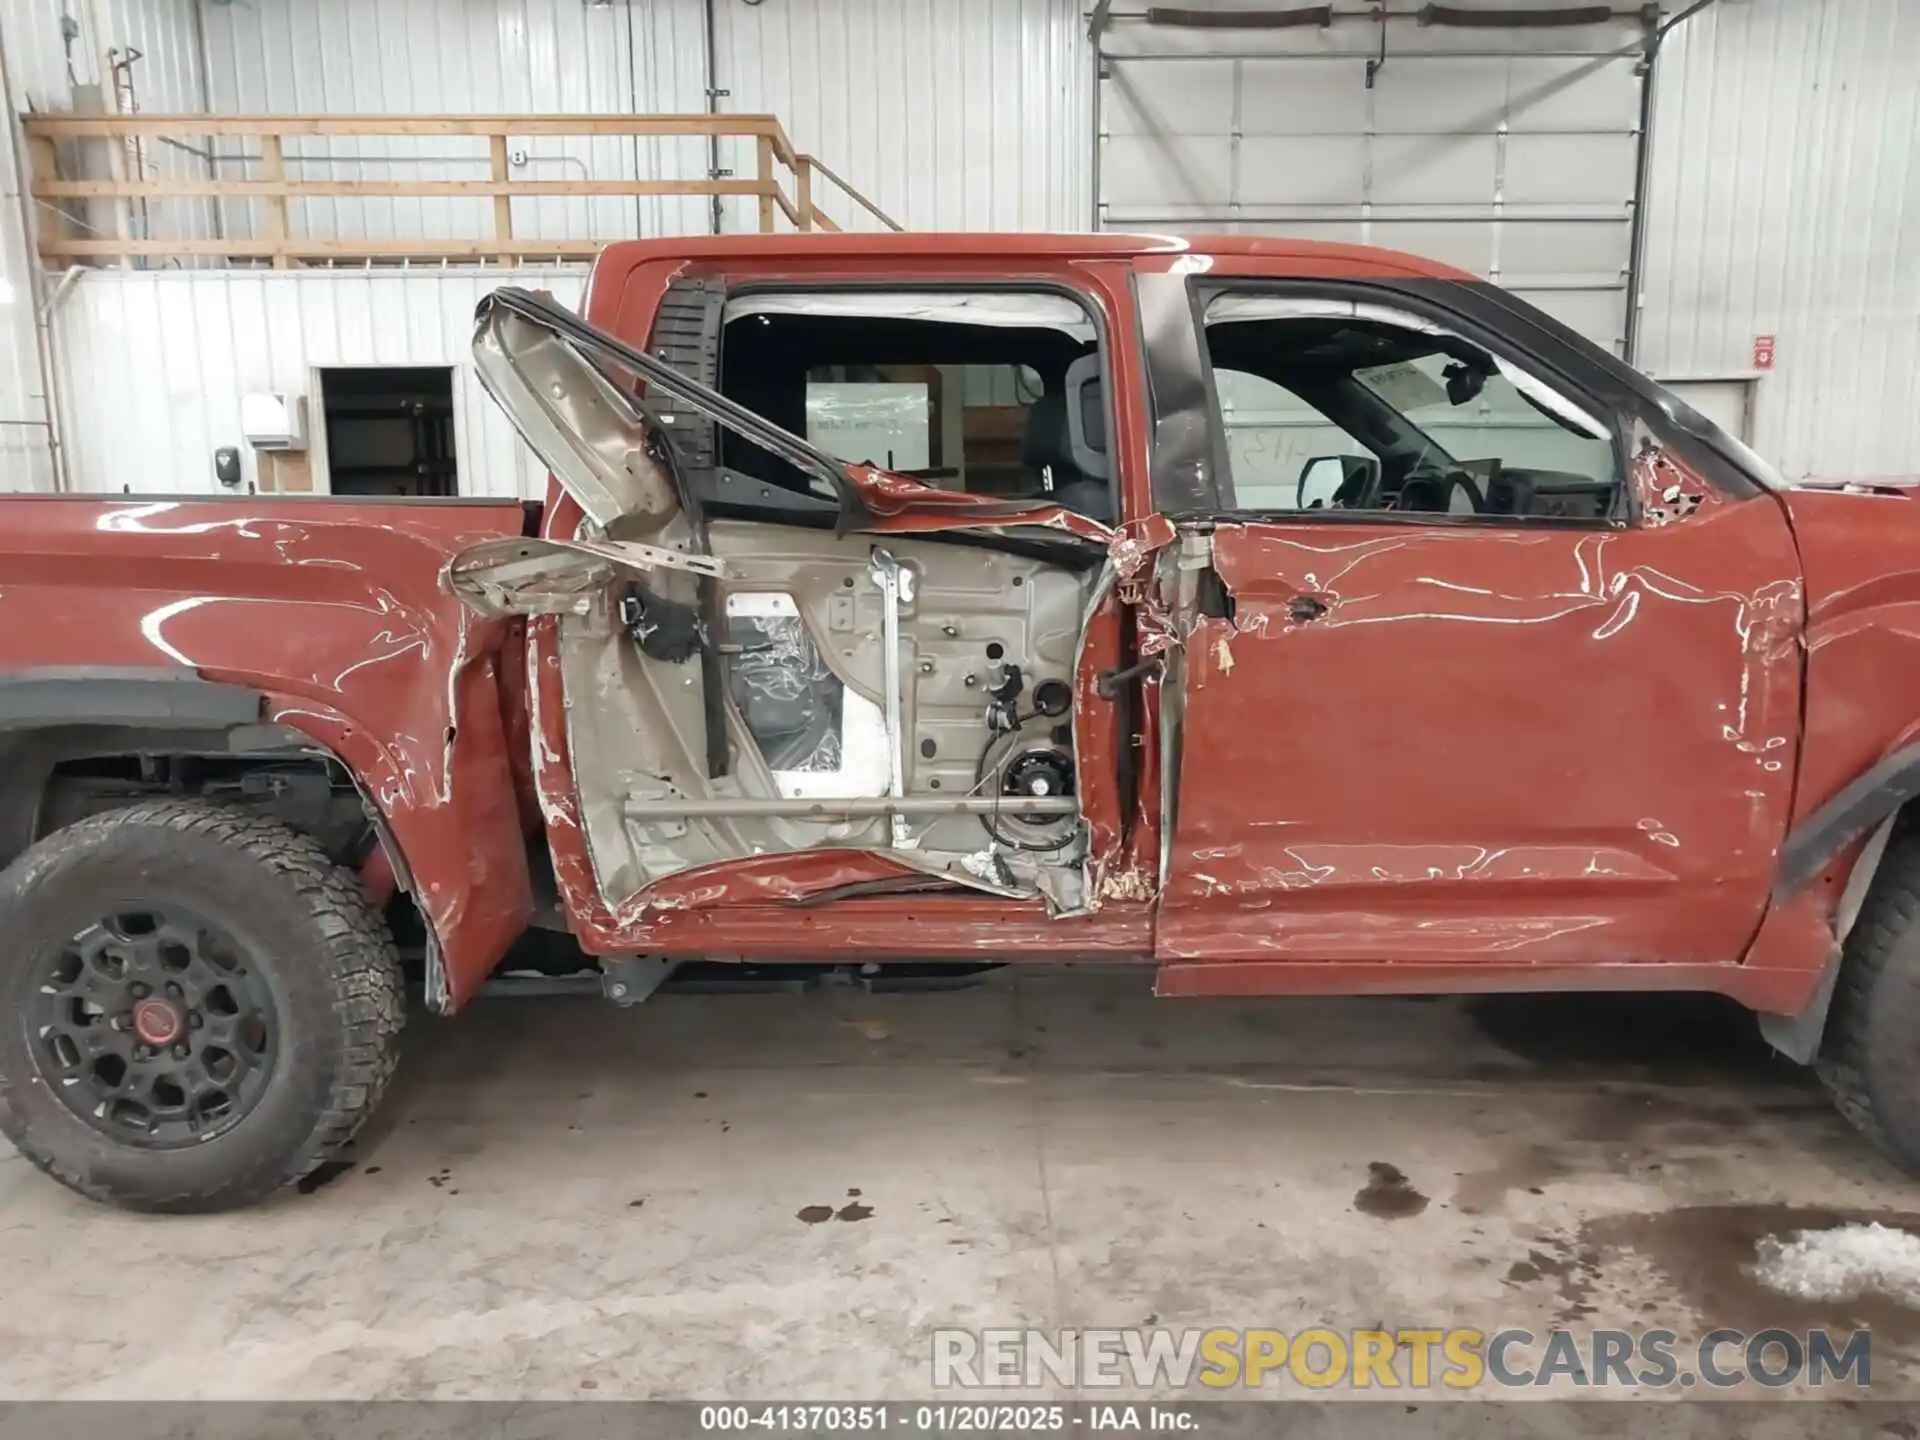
(1297, 454, 1379, 510)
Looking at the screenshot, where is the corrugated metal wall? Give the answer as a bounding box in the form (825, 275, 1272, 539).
(188, 0, 1090, 240)
(0, 65, 50, 491)
(1095, 3, 1645, 350)
(14, 0, 1091, 497)
(713, 0, 1090, 233)
(197, 0, 712, 243)
(1638, 0, 1919, 481)
(2, 0, 204, 111)
(55, 266, 583, 497)
(0, 0, 209, 491)
(6, 0, 1916, 493)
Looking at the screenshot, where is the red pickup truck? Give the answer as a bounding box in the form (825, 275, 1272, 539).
(2, 232, 1916, 1213)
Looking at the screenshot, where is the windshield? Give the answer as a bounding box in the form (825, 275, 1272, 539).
(1350, 351, 1618, 487)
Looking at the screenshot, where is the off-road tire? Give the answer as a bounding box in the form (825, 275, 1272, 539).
(0, 800, 403, 1212)
(1816, 827, 1920, 1173)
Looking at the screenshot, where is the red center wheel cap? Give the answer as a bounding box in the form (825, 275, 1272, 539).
(132, 998, 184, 1047)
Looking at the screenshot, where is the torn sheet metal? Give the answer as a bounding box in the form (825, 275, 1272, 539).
(612, 843, 1086, 919)
(843, 462, 1119, 544)
(1632, 436, 1721, 527)
(443, 535, 726, 620)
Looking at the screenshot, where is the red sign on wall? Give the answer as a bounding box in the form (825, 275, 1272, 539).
(1753, 334, 1777, 370)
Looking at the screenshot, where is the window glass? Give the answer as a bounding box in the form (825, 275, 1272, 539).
(1202, 296, 1620, 521)
(1354, 353, 1616, 486)
(1212, 367, 1366, 511)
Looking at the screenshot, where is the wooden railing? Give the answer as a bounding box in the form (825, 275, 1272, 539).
(22, 112, 903, 266)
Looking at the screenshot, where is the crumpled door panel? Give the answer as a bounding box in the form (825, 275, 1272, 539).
(463, 285, 1131, 923)
(562, 522, 1090, 918)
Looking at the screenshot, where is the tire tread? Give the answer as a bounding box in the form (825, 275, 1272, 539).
(1816, 827, 1920, 1171)
(0, 799, 403, 1212)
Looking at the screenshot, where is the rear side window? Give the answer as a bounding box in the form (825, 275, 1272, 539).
(716, 290, 1116, 525)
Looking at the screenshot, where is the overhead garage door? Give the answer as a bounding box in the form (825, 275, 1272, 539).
(1096, 2, 1653, 354)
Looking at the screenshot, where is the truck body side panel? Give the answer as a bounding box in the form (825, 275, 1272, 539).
(1779, 487, 1920, 829)
(0, 496, 536, 1011)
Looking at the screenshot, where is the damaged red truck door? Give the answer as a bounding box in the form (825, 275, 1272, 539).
(15, 232, 1920, 1218)
(463, 270, 1157, 979)
(1142, 263, 1807, 995)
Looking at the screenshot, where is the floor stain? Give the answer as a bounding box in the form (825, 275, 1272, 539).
(295, 1160, 354, 1195)
(1354, 1162, 1428, 1220)
(1506, 1248, 1571, 1286)
(1571, 1204, 1920, 1343)
(797, 1205, 835, 1224)
(836, 1201, 875, 1223)
(1454, 1143, 1570, 1216)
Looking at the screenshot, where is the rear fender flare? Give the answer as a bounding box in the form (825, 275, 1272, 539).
(0, 667, 526, 1015)
(260, 691, 531, 1014)
(1760, 744, 1920, 1064)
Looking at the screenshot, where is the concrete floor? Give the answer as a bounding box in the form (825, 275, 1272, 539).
(3, 964, 1919, 1430)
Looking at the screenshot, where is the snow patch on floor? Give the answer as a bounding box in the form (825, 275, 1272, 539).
(1750, 1222, 1920, 1307)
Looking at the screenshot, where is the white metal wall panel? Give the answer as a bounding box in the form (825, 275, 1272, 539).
(2, 0, 215, 247)
(1098, 2, 1647, 349)
(196, 0, 710, 244)
(0, 101, 51, 491)
(713, 0, 1091, 233)
(1637, 0, 1920, 481)
(0, 0, 208, 491)
(1, 0, 205, 112)
(54, 266, 583, 498)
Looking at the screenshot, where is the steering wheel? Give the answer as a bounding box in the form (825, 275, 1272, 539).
(1394, 463, 1485, 515)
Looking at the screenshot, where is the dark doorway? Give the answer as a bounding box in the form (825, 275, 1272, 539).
(319, 366, 458, 497)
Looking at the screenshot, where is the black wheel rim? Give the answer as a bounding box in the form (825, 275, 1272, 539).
(24, 904, 276, 1149)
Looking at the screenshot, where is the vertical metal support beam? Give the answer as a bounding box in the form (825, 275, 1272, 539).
(1621, 4, 1661, 364)
(1, 13, 70, 492)
(703, 0, 726, 235)
(1089, 2, 1109, 231)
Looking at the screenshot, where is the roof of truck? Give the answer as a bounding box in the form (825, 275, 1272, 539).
(590, 231, 1477, 281)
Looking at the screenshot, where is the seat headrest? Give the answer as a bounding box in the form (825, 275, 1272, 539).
(1022, 390, 1079, 479)
(1063, 352, 1109, 481)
